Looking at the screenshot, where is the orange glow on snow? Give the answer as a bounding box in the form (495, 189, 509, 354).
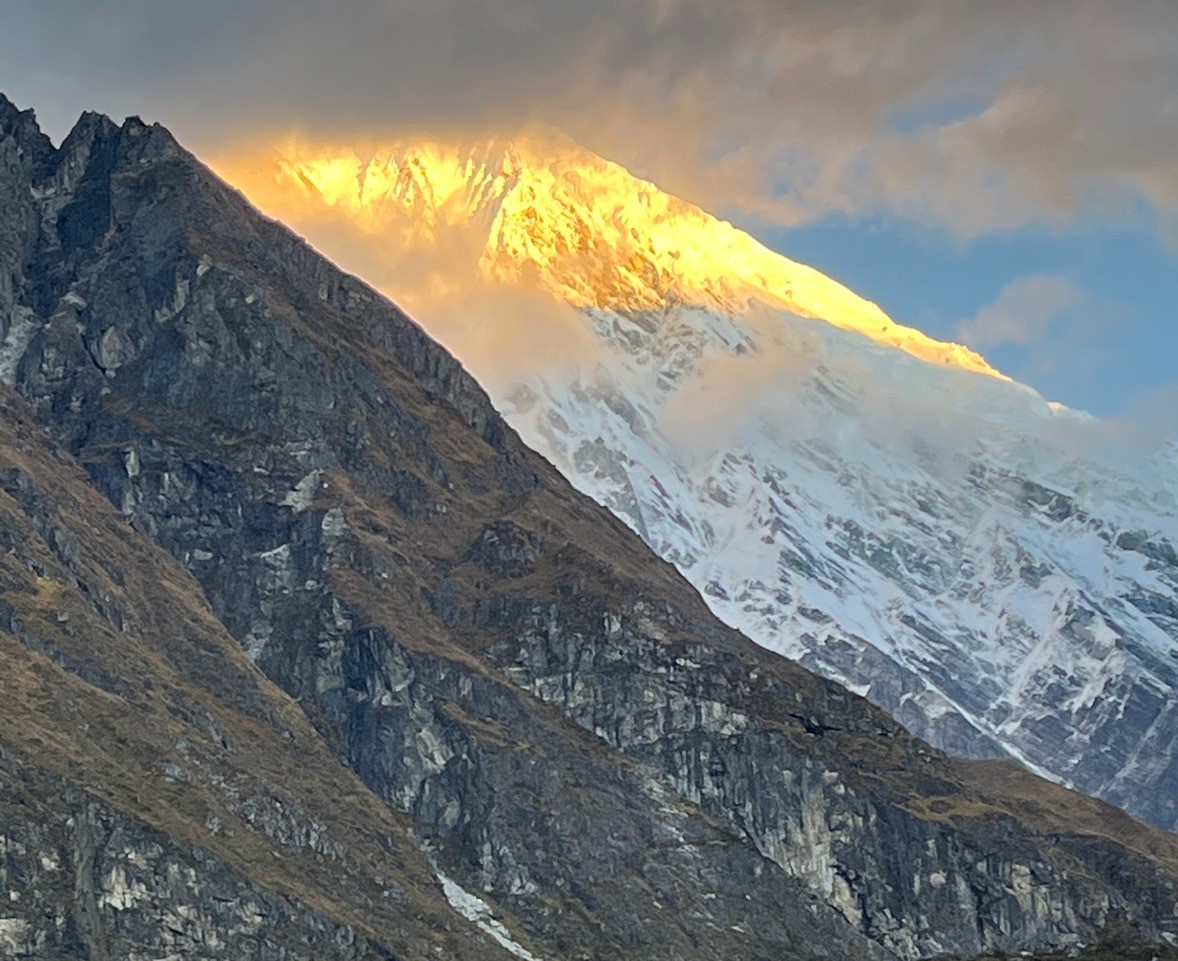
(211, 132, 1006, 381)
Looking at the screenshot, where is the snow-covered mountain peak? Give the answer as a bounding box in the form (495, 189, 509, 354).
(220, 130, 1003, 380)
(216, 129, 1178, 833)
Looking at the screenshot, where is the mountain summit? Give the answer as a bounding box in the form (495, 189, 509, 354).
(222, 133, 1001, 376)
(221, 129, 1178, 834)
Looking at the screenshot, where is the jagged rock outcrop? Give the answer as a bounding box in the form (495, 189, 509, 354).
(1, 93, 1177, 959)
(0, 386, 544, 961)
(0, 771, 392, 961)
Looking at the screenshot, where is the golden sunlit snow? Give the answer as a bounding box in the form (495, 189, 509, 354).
(214, 132, 1005, 380)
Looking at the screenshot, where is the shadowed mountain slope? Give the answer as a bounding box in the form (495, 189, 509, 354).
(1, 93, 1177, 959)
(0, 384, 548, 960)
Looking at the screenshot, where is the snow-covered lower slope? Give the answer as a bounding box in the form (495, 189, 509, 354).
(503, 302, 1178, 831)
(219, 134, 1178, 832)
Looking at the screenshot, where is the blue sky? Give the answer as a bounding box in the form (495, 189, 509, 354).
(770, 215, 1177, 417)
(2, 0, 1175, 421)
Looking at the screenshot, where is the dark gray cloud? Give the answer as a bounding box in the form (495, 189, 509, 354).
(3, 0, 1177, 238)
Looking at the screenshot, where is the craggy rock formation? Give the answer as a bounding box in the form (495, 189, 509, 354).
(1, 92, 1176, 959)
(0, 388, 536, 961)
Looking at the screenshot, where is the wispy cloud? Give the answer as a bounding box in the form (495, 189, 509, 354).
(1038, 382, 1178, 468)
(957, 273, 1123, 390)
(957, 274, 1089, 349)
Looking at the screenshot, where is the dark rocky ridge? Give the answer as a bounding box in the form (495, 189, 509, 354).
(1, 93, 1177, 958)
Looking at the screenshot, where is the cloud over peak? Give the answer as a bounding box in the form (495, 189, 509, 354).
(4, 0, 1177, 242)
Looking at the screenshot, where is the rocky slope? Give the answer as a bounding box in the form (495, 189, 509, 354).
(503, 300, 1178, 832)
(2, 93, 1178, 959)
(221, 134, 1178, 831)
(0, 381, 544, 960)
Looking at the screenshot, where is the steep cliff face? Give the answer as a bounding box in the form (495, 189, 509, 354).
(0, 385, 549, 961)
(0, 768, 408, 961)
(1, 94, 1177, 959)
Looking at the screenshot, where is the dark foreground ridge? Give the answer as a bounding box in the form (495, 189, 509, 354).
(0, 92, 1176, 959)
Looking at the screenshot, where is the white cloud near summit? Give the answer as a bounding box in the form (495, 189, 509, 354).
(958, 275, 1091, 349)
(957, 272, 1126, 397)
